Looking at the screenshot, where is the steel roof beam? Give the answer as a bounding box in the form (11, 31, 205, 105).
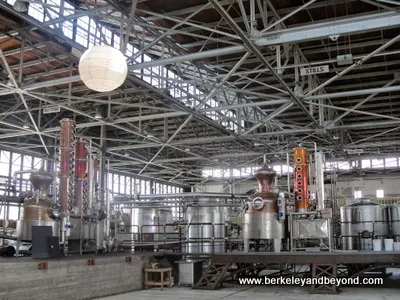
(126, 11, 400, 69)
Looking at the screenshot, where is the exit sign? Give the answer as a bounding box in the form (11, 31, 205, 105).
(300, 65, 329, 76)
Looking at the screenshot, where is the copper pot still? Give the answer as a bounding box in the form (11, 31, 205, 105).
(242, 166, 285, 241)
(17, 169, 59, 241)
(251, 166, 278, 213)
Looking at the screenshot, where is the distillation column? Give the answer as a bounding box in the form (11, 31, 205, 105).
(59, 118, 76, 255)
(293, 148, 309, 212)
(74, 139, 87, 215)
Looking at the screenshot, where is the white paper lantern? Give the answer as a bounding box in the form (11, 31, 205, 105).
(78, 45, 128, 92)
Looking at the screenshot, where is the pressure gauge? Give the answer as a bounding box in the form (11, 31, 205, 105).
(252, 197, 265, 210)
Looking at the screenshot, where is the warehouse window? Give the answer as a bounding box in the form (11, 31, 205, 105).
(361, 159, 371, 168)
(385, 158, 398, 168)
(354, 190, 362, 199)
(338, 161, 350, 170)
(371, 159, 384, 168)
(376, 189, 384, 198)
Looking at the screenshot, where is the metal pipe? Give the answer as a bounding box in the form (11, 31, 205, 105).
(131, 11, 400, 70)
(87, 141, 94, 214)
(315, 151, 325, 210)
(210, 0, 319, 127)
(261, 0, 317, 33)
(120, 205, 241, 209)
(306, 33, 400, 96)
(303, 85, 400, 101)
(12, 169, 37, 189)
(114, 192, 247, 200)
(376, 0, 400, 5)
(327, 78, 399, 126)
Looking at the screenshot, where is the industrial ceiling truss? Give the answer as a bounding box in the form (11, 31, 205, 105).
(0, 0, 400, 185)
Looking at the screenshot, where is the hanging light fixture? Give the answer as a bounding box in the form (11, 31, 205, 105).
(94, 110, 103, 119)
(78, 45, 128, 92)
(13, 0, 28, 13)
(22, 117, 29, 129)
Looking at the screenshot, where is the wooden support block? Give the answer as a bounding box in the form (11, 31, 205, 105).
(37, 262, 48, 270)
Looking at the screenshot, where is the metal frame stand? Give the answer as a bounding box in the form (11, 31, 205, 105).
(194, 263, 231, 289)
(310, 264, 338, 294)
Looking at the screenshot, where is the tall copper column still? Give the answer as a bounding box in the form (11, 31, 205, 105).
(59, 118, 76, 214)
(74, 139, 87, 214)
(293, 147, 309, 212)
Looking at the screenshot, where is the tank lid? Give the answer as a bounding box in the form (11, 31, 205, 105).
(350, 198, 380, 206)
(30, 168, 54, 191)
(253, 165, 276, 177)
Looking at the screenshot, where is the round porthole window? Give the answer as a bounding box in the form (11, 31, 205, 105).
(252, 197, 265, 210)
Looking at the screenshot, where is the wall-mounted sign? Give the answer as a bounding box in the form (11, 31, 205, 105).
(300, 65, 329, 76)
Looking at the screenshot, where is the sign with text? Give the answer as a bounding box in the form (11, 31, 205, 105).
(43, 106, 61, 114)
(300, 65, 329, 76)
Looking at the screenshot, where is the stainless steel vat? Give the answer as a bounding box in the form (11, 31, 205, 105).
(292, 219, 330, 239)
(184, 198, 226, 253)
(69, 217, 97, 240)
(390, 202, 400, 242)
(17, 219, 60, 241)
(130, 206, 174, 242)
(340, 198, 389, 250)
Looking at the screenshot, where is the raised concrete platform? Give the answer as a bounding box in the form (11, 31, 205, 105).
(0, 253, 150, 300)
(207, 251, 400, 264)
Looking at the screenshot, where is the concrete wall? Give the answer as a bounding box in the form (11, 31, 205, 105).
(0, 254, 148, 300)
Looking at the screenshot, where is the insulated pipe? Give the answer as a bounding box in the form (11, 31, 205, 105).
(293, 147, 309, 212)
(86, 150, 99, 213)
(74, 139, 87, 214)
(315, 152, 325, 210)
(59, 118, 75, 214)
(113, 192, 247, 201)
(119, 204, 241, 209)
(114, 200, 241, 205)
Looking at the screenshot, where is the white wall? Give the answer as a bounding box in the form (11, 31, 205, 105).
(336, 174, 400, 199)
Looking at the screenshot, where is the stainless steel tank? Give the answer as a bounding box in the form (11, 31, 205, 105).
(17, 169, 59, 241)
(130, 206, 174, 243)
(243, 167, 285, 245)
(340, 198, 389, 250)
(69, 216, 97, 240)
(390, 202, 400, 242)
(184, 198, 226, 253)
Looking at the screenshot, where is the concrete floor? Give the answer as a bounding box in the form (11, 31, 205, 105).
(96, 284, 400, 300)
(96, 268, 400, 300)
